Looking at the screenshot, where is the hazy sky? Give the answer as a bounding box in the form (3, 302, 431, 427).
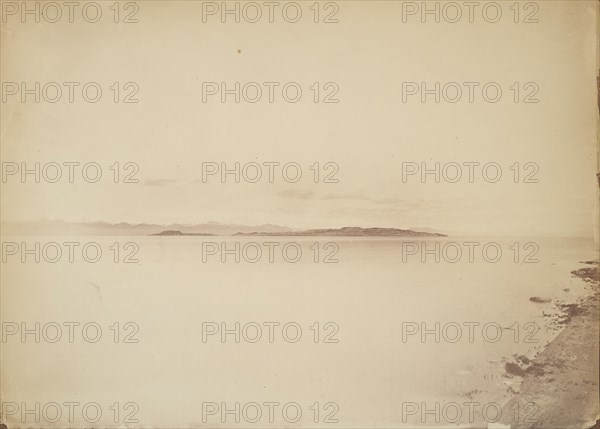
(1, 1, 598, 237)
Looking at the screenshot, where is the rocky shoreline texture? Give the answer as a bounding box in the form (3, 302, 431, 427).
(500, 260, 599, 429)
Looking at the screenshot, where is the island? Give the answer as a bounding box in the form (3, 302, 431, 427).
(234, 227, 447, 237)
(150, 227, 446, 237)
(151, 230, 215, 236)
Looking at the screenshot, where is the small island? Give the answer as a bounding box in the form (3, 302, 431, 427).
(151, 230, 215, 236)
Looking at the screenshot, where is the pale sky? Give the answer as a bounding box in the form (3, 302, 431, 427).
(1, 1, 598, 237)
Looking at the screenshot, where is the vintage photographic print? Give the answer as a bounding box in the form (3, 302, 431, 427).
(0, 1, 599, 428)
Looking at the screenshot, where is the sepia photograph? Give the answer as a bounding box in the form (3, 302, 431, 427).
(1, 1, 599, 428)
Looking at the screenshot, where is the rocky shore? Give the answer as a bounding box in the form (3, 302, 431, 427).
(500, 260, 599, 429)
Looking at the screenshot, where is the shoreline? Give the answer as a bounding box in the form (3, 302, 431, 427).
(499, 260, 599, 429)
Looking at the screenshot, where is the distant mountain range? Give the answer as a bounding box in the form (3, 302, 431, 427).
(1, 220, 292, 236)
(1, 221, 446, 237)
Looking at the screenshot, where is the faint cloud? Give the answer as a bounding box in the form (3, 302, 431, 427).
(323, 193, 439, 208)
(144, 179, 177, 187)
(322, 193, 371, 201)
(322, 193, 406, 205)
(277, 189, 315, 199)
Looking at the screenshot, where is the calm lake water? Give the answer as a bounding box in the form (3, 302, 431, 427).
(2, 236, 597, 427)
